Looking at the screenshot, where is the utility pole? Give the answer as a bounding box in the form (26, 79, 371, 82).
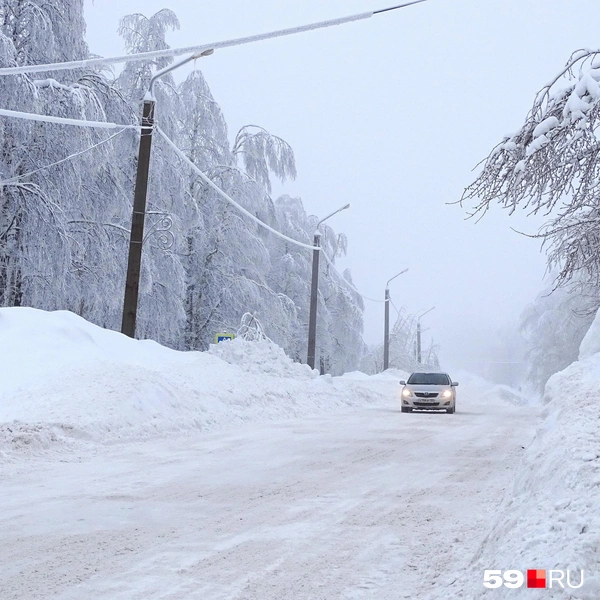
(307, 232, 321, 370)
(383, 287, 390, 370)
(121, 97, 154, 338)
(120, 50, 213, 338)
(415, 306, 435, 366)
(383, 268, 408, 370)
(306, 203, 350, 369)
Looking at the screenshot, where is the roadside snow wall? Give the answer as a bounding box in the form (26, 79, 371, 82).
(0, 308, 394, 458)
(427, 311, 600, 599)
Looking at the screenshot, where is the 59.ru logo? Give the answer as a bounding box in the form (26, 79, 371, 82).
(483, 570, 584, 589)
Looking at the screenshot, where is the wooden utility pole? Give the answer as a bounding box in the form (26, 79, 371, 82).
(121, 98, 155, 338)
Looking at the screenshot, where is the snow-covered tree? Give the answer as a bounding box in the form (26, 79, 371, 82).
(266, 195, 366, 372)
(520, 279, 597, 391)
(463, 49, 600, 292)
(0, 0, 131, 322)
(173, 86, 299, 350)
(323, 267, 365, 374)
(232, 126, 296, 195)
(117, 9, 180, 103)
(266, 195, 313, 360)
(315, 225, 363, 375)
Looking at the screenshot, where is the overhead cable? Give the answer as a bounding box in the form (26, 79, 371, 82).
(158, 126, 391, 304)
(0, 129, 127, 185)
(0, 107, 141, 129)
(0, 2, 427, 77)
(156, 126, 318, 251)
(320, 249, 386, 303)
(389, 296, 402, 316)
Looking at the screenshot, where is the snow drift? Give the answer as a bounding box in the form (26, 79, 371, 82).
(0, 307, 393, 458)
(427, 313, 600, 599)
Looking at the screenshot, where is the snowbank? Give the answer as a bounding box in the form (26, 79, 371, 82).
(339, 367, 409, 382)
(208, 336, 317, 379)
(451, 370, 530, 407)
(426, 334, 600, 599)
(579, 307, 600, 360)
(0, 308, 392, 458)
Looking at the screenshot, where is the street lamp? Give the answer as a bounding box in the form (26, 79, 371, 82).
(416, 306, 435, 365)
(306, 203, 350, 370)
(121, 49, 215, 338)
(383, 268, 409, 370)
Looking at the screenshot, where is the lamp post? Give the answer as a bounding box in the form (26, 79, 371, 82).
(383, 268, 409, 370)
(306, 203, 350, 370)
(121, 49, 214, 338)
(416, 306, 435, 365)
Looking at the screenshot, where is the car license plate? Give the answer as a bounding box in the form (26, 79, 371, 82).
(419, 399, 437, 403)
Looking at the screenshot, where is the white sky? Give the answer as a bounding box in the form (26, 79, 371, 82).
(84, 0, 599, 373)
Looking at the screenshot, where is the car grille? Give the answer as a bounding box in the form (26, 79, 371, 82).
(414, 402, 440, 407)
(415, 392, 439, 398)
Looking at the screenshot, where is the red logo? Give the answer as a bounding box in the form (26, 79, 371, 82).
(527, 570, 547, 589)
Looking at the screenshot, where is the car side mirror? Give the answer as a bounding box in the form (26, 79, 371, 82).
(399, 380, 406, 386)
(452, 382, 459, 387)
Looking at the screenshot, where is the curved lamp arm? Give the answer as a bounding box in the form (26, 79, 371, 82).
(315, 203, 350, 234)
(386, 268, 409, 290)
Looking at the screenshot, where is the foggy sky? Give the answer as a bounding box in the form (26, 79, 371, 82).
(84, 0, 600, 373)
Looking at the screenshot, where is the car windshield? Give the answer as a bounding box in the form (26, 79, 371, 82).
(407, 373, 450, 385)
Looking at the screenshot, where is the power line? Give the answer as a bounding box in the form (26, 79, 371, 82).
(320, 249, 386, 303)
(0, 106, 397, 307)
(0, 108, 388, 306)
(156, 126, 317, 251)
(389, 296, 402, 316)
(0, 107, 141, 130)
(374, 0, 427, 14)
(0, 129, 127, 186)
(158, 125, 388, 304)
(0, 2, 428, 77)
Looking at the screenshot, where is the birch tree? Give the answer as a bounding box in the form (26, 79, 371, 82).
(464, 49, 600, 292)
(267, 195, 313, 360)
(0, 0, 131, 322)
(175, 69, 299, 350)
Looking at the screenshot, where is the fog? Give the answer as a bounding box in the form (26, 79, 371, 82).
(84, 0, 600, 376)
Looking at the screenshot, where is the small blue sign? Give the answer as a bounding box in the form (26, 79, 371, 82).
(215, 333, 235, 343)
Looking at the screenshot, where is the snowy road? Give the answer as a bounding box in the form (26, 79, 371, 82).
(1, 387, 538, 600)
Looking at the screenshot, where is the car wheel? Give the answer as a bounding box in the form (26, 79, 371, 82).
(401, 406, 411, 413)
(446, 404, 455, 414)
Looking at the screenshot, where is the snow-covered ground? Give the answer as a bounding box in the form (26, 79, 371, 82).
(0, 308, 396, 457)
(1, 307, 598, 598)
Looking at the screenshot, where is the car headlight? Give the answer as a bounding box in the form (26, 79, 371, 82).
(441, 390, 452, 398)
(402, 388, 413, 397)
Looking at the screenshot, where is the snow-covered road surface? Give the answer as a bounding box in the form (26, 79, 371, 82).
(1, 391, 538, 599)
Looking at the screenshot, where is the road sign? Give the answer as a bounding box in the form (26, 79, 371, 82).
(215, 333, 235, 343)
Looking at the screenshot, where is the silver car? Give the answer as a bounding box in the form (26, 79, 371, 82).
(399, 372, 458, 414)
